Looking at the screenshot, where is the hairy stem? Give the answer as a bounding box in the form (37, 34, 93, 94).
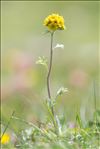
(47, 32, 54, 115)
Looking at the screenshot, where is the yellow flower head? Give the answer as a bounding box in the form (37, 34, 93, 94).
(1, 134, 10, 144)
(44, 13, 65, 31)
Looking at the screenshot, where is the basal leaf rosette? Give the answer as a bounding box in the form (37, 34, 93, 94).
(44, 13, 65, 31)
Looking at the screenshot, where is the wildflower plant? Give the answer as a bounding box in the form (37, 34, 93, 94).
(36, 13, 68, 134)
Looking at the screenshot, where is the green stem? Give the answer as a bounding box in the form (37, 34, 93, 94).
(12, 116, 42, 132)
(47, 31, 54, 115)
(93, 81, 97, 123)
(0, 111, 15, 140)
(93, 81, 100, 147)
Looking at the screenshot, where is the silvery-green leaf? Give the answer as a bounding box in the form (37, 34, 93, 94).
(36, 56, 48, 70)
(55, 115, 62, 135)
(53, 44, 64, 50)
(57, 87, 68, 96)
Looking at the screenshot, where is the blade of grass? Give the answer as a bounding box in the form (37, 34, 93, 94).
(0, 111, 15, 140)
(76, 114, 83, 129)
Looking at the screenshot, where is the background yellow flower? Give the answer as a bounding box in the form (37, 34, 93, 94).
(1, 134, 10, 144)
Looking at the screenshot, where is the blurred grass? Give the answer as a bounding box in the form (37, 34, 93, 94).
(1, 1, 99, 130)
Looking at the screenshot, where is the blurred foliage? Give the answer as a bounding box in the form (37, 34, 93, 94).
(1, 1, 99, 144)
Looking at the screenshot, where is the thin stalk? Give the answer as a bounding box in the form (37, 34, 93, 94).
(12, 116, 42, 132)
(93, 81, 97, 124)
(93, 81, 100, 147)
(47, 31, 54, 115)
(0, 111, 15, 140)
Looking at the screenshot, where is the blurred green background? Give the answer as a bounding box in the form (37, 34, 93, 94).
(1, 1, 99, 129)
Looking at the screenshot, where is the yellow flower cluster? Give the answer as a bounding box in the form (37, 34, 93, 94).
(44, 13, 65, 31)
(1, 134, 10, 144)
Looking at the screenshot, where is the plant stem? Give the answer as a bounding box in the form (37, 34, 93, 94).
(12, 116, 42, 132)
(0, 111, 15, 140)
(93, 81, 97, 124)
(93, 81, 100, 146)
(47, 31, 54, 115)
